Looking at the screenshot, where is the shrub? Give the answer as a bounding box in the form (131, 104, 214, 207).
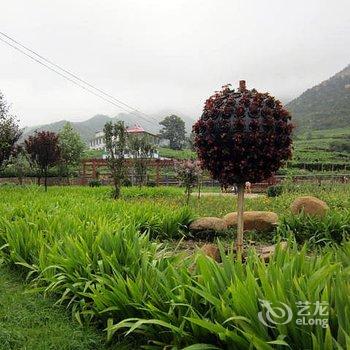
(146, 180, 156, 187)
(88, 179, 102, 187)
(174, 160, 202, 204)
(122, 178, 132, 187)
(277, 210, 350, 246)
(267, 185, 283, 197)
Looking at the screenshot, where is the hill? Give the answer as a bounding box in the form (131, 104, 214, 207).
(286, 64, 350, 130)
(21, 111, 195, 143)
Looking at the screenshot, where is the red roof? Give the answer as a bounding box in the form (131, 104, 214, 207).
(126, 124, 145, 133)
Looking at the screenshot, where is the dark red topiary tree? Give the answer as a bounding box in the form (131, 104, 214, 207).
(25, 131, 61, 191)
(193, 81, 293, 256)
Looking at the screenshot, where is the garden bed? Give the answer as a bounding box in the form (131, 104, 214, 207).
(0, 185, 349, 349)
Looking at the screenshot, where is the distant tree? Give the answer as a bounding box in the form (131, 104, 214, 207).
(104, 121, 128, 198)
(7, 145, 31, 185)
(187, 131, 196, 151)
(58, 122, 86, 181)
(159, 115, 186, 150)
(25, 131, 61, 191)
(0, 92, 22, 169)
(129, 135, 156, 187)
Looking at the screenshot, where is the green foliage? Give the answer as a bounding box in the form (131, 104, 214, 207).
(122, 178, 132, 187)
(159, 115, 186, 150)
(88, 179, 102, 187)
(278, 211, 350, 246)
(158, 147, 196, 160)
(287, 64, 350, 130)
(5, 146, 31, 184)
(0, 186, 349, 349)
(58, 122, 86, 178)
(330, 139, 350, 153)
(83, 148, 105, 159)
(175, 160, 202, 204)
(0, 92, 22, 168)
(103, 121, 127, 198)
(0, 266, 105, 350)
(267, 185, 283, 197)
(128, 134, 156, 187)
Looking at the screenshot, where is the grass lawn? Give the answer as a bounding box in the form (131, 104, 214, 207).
(0, 266, 106, 350)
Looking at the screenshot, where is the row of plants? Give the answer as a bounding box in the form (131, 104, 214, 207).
(0, 187, 349, 349)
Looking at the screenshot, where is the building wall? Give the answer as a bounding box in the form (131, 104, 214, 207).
(89, 131, 160, 151)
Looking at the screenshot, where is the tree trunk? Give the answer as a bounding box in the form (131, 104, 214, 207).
(113, 174, 120, 199)
(186, 188, 190, 205)
(197, 177, 202, 199)
(236, 183, 245, 260)
(44, 167, 48, 192)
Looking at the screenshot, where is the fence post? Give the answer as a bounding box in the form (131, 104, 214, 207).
(156, 161, 160, 186)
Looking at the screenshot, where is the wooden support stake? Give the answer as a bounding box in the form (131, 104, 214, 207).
(236, 183, 245, 260)
(92, 160, 97, 179)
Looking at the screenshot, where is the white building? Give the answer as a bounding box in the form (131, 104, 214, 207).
(90, 131, 105, 150)
(89, 125, 160, 158)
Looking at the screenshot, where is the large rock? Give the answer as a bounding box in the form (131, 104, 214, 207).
(291, 196, 329, 217)
(189, 217, 227, 232)
(223, 211, 278, 232)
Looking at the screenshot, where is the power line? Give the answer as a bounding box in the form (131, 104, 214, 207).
(0, 31, 154, 119)
(0, 33, 160, 127)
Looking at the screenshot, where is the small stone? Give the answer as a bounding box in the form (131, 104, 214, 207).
(200, 243, 221, 262)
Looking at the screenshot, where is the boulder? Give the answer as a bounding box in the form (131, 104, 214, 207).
(189, 217, 227, 232)
(223, 211, 278, 232)
(200, 243, 221, 262)
(290, 196, 329, 217)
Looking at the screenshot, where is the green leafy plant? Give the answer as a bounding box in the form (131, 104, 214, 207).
(103, 121, 127, 198)
(0, 91, 22, 169)
(58, 122, 86, 182)
(175, 160, 202, 204)
(277, 210, 350, 246)
(267, 185, 283, 197)
(0, 186, 349, 349)
(88, 179, 102, 187)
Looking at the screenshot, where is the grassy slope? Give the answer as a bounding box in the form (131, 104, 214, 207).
(293, 127, 350, 164)
(158, 132, 350, 169)
(0, 266, 107, 350)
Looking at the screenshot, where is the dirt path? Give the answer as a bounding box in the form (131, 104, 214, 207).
(192, 192, 262, 198)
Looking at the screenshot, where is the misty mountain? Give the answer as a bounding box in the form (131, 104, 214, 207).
(286, 64, 350, 130)
(21, 111, 195, 143)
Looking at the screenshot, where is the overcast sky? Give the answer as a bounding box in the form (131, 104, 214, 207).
(1, 0, 349, 127)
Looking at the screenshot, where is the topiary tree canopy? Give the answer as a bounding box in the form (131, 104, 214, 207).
(193, 81, 294, 256)
(193, 81, 293, 186)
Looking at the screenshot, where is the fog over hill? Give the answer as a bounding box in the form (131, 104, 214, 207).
(21, 111, 195, 143)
